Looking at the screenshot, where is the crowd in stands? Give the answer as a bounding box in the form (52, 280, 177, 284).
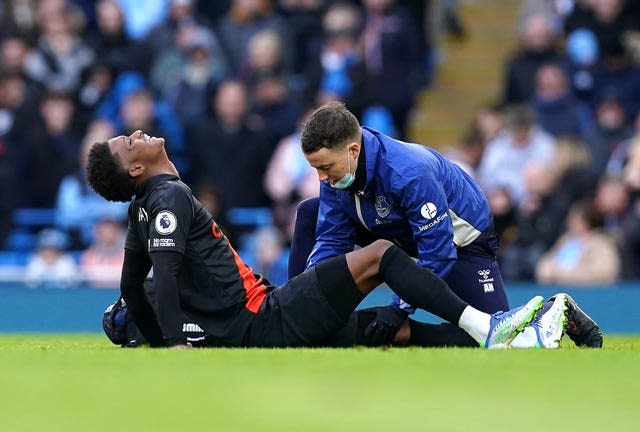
(468, 0, 640, 283)
(1, 0, 639, 288)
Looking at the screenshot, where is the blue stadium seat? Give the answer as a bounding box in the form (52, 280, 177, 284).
(12, 208, 57, 227)
(0, 251, 30, 266)
(226, 207, 273, 227)
(6, 208, 58, 252)
(5, 229, 37, 252)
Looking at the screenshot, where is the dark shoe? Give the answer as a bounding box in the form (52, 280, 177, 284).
(549, 294, 603, 348)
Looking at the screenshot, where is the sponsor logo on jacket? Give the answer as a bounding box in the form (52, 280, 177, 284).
(417, 202, 447, 231)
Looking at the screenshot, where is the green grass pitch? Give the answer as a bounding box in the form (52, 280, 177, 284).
(1, 335, 639, 432)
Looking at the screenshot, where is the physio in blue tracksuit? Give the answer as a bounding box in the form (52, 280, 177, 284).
(290, 102, 509, 342)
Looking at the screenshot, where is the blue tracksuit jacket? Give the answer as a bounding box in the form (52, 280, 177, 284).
(307, 127, 492, 279)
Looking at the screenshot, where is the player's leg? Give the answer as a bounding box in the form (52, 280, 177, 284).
(323, 307, 478, 347)
(288, 197, 320, 279)
(344, 240, 467, 324)
(345, 240, 543, 348)
(359, 308, 479, 347)
(404, 320, 479, 347)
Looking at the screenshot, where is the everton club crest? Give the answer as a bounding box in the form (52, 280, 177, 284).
(375, 196, 391, 218)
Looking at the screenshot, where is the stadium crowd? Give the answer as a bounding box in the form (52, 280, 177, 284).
(1, 0, 640, 287)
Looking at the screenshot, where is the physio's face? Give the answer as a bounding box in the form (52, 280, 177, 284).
(304, 144, 358, 185)
(107, 129, 165, 170)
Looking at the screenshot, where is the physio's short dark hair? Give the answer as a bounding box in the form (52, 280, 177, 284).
(301, 102, 361, 153)
(86, 141, 135, 202)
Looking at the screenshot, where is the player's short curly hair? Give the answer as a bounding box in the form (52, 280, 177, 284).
(86, 141, 135, 202)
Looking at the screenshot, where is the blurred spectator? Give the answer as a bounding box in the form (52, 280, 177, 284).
(583, 89, 633, 176)
(276, 0, 325, 76)
(241, 30, 301, 147)
(150, 23, 228, 110)
(0, 0, 40, 42)
(238, 28, 288, 85)
(76, 62, 114, 124)
(113, 0, 170, 40)
(531, 62, 594, 138)
(565, 28, 600, 103)
(55, 119, 128, 248)
(520, 0, 575, 32)
(0, 34, 31, 71)
(216, 0, 294, 74)
(535, 200, 621, 285)
(562, 0, 595, 34)
(502, 12, 565, 104)
(193, 183, 230, 233)
(486, 187, 518, 247)
(24, 228, 81, 287)
(441, 0, 467, 40)
(607, 110, 640, 180)
(241, 225, 289, 285)
(501, 139, 596, 281)
(473, 103, 507, 143)
(86, 0, 152, 76)
(0, 154, 11, 246)
(591, 38, 640, 120)
(0, 36, 45, 113)
(79, 218, 125, 288)
(615, 110, 640, 278)
(361, 0, 425, 137)
(23, 90, 82, 208)
(187, 79, 271, 242)
(594, 175, 630, 233)
(264, 109, 319, 240)
(249, 72, 303, 151)
(23, 1, 94, 92)
(442, 106, 502, 179)
(477, 104, 556, 206)
(304, 1, 374, 120)
(145, 0, 212, 57)
(194, 0, 232, 24)
(564, 0, 640, 59)
(153, 25, 229, 128)
(0, 68, 40, 212)
(620, 203, 640, 279)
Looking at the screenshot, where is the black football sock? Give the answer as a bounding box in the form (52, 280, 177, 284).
(378, 245, 468, 325)
(408, 320, 479, 347)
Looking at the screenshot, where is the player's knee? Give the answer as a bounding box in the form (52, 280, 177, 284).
(369, 239, 394, 261)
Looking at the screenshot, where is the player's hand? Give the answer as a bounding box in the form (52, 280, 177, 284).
(362, 306, 407, 346)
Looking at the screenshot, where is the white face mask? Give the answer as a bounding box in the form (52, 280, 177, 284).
(330, 147, 356, 189)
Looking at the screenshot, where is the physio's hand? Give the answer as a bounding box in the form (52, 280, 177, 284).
(362, 306, 407, 346)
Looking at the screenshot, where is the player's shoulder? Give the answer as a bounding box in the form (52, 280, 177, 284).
(148, 178, 193, 209)
(150, 177, 190, 195)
